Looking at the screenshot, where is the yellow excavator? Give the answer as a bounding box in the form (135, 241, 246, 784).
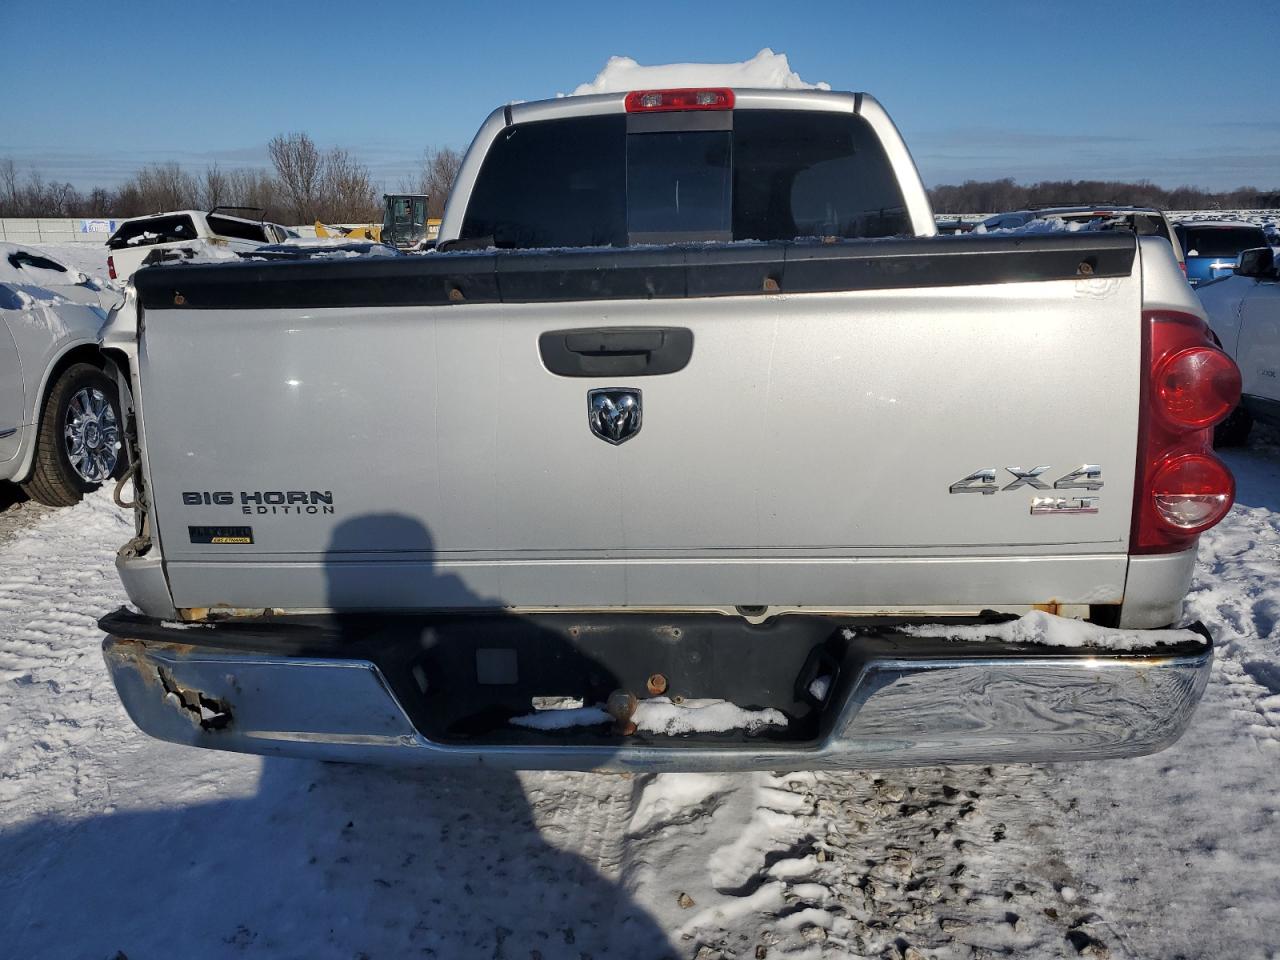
(314, 194, 440, 249)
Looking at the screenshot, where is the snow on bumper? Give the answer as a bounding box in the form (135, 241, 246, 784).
(100, 613, 1213, 771)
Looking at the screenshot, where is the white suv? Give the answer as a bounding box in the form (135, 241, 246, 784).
(106, 207, 290, 281)
(1, 243, 124, 505)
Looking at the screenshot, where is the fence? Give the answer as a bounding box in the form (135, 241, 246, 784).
(0, 218, 122, 245)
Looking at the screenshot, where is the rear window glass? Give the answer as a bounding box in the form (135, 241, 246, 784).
(206, 214, 272, 244)
(1132, 214, 1171, 242)
(1179, 226, 1267, 258)
(459, 109, 910, 249)
(459, 116, 627, 248)
(732, 110, 909, 241)
(107, 214, 197, 250)
(627, 130, 733, 242)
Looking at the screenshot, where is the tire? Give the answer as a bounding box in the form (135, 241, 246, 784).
(21, 363, 125, 507)
(1214, 404, 1253, 448)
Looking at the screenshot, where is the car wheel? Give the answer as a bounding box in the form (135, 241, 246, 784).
(1213, 404, 1253, 448)
(21, 363, 125, 507)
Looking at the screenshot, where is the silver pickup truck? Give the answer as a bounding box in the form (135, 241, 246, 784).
(98, 87, 1242, 771)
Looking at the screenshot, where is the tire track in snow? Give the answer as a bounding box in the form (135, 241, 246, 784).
(619, 769, 1115, 959)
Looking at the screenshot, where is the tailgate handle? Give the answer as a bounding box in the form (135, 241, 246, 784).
(539, 326, 694, 377)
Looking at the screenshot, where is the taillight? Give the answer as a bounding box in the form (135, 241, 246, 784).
(108, 255, 117, 280)
(624, 88, 734, 113)
(1132, 310, 1240, 554)
(1154, 346, 1241, 428)
(1149, 453, 1235, 533)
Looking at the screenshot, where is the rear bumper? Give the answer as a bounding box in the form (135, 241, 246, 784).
(99, 609, 1212, 771)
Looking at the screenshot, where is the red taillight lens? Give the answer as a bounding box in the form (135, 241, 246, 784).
(1155, 346, 1242, 428)
(624, 88, 734, 113)
(1149, 452, 1235, 533)
(1132, 310, 1240, 554)
(108, 255, 116, 280)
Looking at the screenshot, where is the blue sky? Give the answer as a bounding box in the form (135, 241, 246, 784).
(2, 0, 1277, 192)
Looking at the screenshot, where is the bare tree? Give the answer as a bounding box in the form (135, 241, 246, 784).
(401, 146, 463, 218)
(928, 178, 1280, 214)
(84, 187, 114, 217)
(0, 158, 18, 213)
(318, 147, 379, 222)
(268, 132, 322, 223)
(225, 168, 286, 223)
(199, 163, 231, 211)
(43, 180, 82, 217)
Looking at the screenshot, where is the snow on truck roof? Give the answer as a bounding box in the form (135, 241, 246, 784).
(567, 48, 829, 96)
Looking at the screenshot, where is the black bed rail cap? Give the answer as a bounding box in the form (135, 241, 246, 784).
(132, 233, 1137, 311)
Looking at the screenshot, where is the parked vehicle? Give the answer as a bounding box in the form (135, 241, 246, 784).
(105, 207, 290, 281)
(0, 243, 123, 505)
(99, 87, 1238, 771)
(982, 205, 1186, 273)
(314, 196, 441, 249)
(1174, 221, 1269, 287)
(1196, 246, 1280, 444)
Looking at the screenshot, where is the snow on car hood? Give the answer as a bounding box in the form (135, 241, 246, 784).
(0, 241, 90, 287)
(569, 48, 829, 96)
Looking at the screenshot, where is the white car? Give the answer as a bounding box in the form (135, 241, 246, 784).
(1, 243, 124, 505)
(106, 207, 291, 281)
(981, 205, 1187, 274)
(1196, 246, 1280, 444)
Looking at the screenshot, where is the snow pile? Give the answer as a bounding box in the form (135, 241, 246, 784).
(570, 48, 829, 96)
(888, 610, 1204, 651)
(137, 244, 242, 268)
(512, 696, 787, 734)
(511, 704, 611, 730)
(262, 241, 400, 260)
(973, 218, 1086, 235)
(635, 697, 787, 735)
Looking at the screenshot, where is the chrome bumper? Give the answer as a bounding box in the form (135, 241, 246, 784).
(102, 623, 1212, 771)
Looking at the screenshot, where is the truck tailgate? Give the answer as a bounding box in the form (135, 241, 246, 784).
(131, 235, 1141, 611)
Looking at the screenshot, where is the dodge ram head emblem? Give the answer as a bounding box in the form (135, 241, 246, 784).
(588, 388, 642, 445)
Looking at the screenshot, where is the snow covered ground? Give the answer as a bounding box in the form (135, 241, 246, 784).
(1, 429, 1277, 959)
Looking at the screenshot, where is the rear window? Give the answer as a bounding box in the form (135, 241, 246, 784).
(108, 214, 198, 250)
(459, 109, 910, 249)
(1178, 226, 1267, 258)
(206, 214, 271, 244)
(1132, 213, 1172, 242)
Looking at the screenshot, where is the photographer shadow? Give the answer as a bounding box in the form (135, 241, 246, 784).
(0, 513, 676, 959)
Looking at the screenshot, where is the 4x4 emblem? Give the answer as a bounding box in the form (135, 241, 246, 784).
(588, 388, 642, 445)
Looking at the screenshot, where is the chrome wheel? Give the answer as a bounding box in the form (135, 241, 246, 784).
(63, 387, 120, 484)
